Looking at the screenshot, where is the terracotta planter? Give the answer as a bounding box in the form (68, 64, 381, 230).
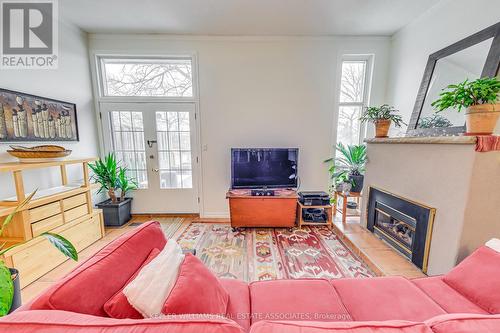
(375, 119, 391, 138)
(465, 104, 500, 135)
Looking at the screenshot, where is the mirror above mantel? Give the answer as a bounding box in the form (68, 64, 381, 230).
(406, 22, 500, 137)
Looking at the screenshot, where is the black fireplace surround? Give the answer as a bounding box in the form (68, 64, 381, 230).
(367, 187, 435, 272)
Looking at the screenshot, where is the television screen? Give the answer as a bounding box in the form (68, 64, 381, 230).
(231, 148, 298, 189)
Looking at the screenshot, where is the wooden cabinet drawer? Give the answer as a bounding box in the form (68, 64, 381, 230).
(29, 202, 61, 222)
(62, 194, 87, 211)
(11, 213, 103, 288)
(31, 214, 64, 237)
(64, 204, 88, 222)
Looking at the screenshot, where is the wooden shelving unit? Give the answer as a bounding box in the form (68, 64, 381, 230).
(297, 202, 333, 229)
(0, 158, 105, 288)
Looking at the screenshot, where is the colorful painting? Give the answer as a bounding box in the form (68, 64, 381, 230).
(0, 88, 79, 142)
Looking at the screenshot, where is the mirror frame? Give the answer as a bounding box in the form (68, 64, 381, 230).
(407, 22, 500, 136)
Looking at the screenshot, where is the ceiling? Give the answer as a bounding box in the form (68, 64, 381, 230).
(60, 0, 443, 36)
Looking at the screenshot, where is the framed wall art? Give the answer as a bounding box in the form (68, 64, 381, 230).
(0, 88, 79, 142)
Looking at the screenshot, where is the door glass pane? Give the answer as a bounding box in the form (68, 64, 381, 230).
(339, 61, 366, 103)
(336, 106, 362, 146)
(109, 111, 148, 189)
(156, 111, 193, 189)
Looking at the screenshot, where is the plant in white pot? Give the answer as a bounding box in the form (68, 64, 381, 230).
(90, 154, 138, 227)
(0, 191, 77, 316)
(359, 104, 406, 138)
(431, 77, 500, 135)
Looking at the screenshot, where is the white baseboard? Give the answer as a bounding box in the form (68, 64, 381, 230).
(200, 212, 230, 219)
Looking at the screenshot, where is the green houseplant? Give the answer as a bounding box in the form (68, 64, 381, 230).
(0, 191, 77, 316)
(431, 77, 500, 135)
(359, 104, 405, 138)
(325, 143, 367, 193)
(90, 153, 137, 227)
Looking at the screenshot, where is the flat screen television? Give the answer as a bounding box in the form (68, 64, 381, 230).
(231, 148, 298, 189)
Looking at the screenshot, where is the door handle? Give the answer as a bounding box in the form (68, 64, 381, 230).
(147, 140, 157, 148)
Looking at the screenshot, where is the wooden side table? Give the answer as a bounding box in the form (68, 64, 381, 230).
(297, 202, 333, 229)
(333, 191, 362, 224)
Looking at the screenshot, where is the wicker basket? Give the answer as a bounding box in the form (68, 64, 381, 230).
(7, 145, 72, 162)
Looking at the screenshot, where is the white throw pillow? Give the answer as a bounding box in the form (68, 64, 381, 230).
(123, 240, 185, 318)
(485, 238, 500, 253)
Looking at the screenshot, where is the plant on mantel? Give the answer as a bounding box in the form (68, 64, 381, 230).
(359, 104, 406, 138)
(0, 191, 77, 316)
(431, 77, 500, 135)
(325, 143, 367, 194)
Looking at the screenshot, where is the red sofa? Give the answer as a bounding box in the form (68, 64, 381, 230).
(1, 221, 498, 332)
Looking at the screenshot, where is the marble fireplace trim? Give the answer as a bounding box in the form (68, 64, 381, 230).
(364, 136, 477, 145)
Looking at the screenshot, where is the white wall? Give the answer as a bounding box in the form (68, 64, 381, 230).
(0, 21, 99, 199)
(88, 35, 390, 217)
(386, 0, 500, 132)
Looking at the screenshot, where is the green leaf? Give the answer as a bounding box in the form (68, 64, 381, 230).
(0, 263, 14, 317)
(0, 190, 37, 237)
(41, 233, 78, 261)
(432, 77, 500, 111)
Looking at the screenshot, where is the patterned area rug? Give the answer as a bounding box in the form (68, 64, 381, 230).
(175, 223, 374, 282)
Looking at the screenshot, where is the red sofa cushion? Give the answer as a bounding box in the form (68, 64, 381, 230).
(443, 246, 500, 314)
(162, 254, 229, 315)
(30, 221, 167, 317)
(426, 313, 500, 333)
(249, 320, 433, 333)
(331, 277, 446, 321)
(220, 278, 251, 331)
(249, 279, 351, 324)
(412, 276, 488, 314)
(103, 247, 161, 319)
(0, 309, 245, 333)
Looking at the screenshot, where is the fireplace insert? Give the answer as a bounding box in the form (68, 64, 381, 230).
(367, 187, 435, 273)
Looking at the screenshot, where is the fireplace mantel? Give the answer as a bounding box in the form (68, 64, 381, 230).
(361, 139, 500, 275)
(364, 136, 476, 145)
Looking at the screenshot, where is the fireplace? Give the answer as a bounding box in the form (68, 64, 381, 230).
(367, 187, 435, 273)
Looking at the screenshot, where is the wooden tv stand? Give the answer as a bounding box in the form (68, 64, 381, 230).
(226, 189, 298, 228)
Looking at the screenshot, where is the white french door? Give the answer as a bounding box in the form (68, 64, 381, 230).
(100, 102, 199, 214)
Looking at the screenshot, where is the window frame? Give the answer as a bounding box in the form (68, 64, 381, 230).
(335, 55, 373, 146)
(95, 55, 198, 102)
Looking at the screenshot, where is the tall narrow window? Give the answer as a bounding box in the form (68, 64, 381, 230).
(336, 59, 371, 146)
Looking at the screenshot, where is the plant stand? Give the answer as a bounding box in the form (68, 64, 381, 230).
(333, 191, 362, 224)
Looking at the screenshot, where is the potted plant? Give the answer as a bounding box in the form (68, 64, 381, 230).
(325, 143, 367, 193)
(90, 153, 137, 227)
(431, 77, 500, 135)
(0, 191, 77, 316)
(360, 104, 405, 138)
